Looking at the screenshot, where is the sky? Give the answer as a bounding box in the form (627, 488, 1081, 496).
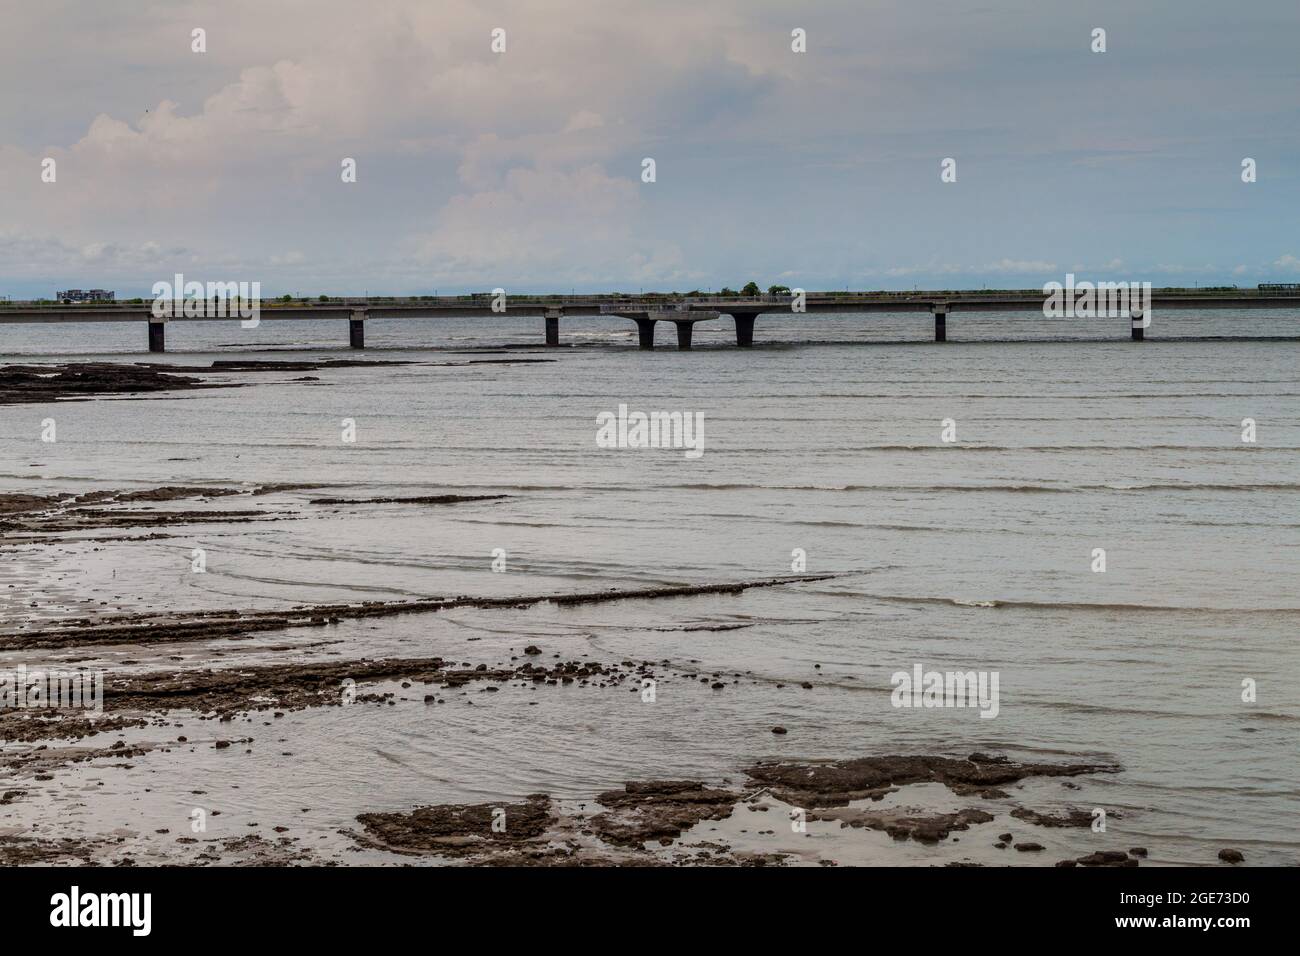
(1, 0, 1298, 298)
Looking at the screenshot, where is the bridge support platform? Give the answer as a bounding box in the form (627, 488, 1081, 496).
(349, 314, 365, 349)
(148, 321, 166, 353)
(545, 309, 561, 346)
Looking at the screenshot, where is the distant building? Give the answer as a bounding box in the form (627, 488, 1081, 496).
(1258, 283, 1300, 292)
(56, 289, 116, 303)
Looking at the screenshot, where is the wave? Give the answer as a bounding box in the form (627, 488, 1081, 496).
(9, 473, 1299, 498)
(752, 444, 1300, 453)
(847, 593, 1300, 614)
(579, 481, 1300, 494)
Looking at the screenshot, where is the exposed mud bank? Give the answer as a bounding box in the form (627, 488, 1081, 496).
(744, 752, 1118, 805)
(0, 654, 642, 746)
(356, 795, 556, 859)
(808, 805, 995, 843)
(0, 484, 310, 536)
(2, 737, 156, 777)
(0, 358, 422, 406)
(0, 357, 548, 406)
(100, 656, 626, 718)
(0, 831, 325, 867)
(589, 781, 740, 847)
(0, 363, 218, 404)
(307, 494, 510, 506)
(0, 574, 839, 650)
(347, 753, 1129, 867)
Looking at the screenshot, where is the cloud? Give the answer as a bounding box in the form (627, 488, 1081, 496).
(410, 162, 689, 286)
(1, 0, 1298, 294)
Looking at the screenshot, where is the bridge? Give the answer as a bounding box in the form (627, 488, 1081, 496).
(2, 291, 1299, 352)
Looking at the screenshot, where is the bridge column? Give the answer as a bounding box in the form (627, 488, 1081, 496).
(1131, 309, 1145, 341)
(545, 308, 561, 347)
(732, 312, 758, 347)
(147, 321, 166, 353)
(933, 306, 948, 342)
(634, 317, 657, 349)
(349, 311, 365, 349)
(673, 320, 696, 350)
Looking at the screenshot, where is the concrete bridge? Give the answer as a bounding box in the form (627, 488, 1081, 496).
(2, 291, 1298, 352)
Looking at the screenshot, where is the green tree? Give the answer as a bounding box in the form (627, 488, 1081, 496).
(768, 285, 791, 295)
(741, 281, 761, 296)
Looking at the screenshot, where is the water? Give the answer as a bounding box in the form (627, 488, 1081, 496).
(1, 311, 1297, 865)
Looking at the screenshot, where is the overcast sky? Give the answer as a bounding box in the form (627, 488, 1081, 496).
(2, 0, 1298, 297)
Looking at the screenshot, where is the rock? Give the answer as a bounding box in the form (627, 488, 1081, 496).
(1077, 851, 1136, 867)
(998, 832, 1013, 842)
(1218, 848, 1244, 864)
(745, 753, 1119, 808)
(811, 807, 993, 845)
(1129, 847, 1147, 857)
(589, 781, 739, 847)
(1010, 807, 1102, 828)
(524, 646, 542, 656)
(771, 726, 788, 735)
(356, 794, 554, 858)
(1013, 842, 1044, 852)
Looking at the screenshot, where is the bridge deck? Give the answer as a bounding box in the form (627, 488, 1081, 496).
(2, 292, 1297, 351)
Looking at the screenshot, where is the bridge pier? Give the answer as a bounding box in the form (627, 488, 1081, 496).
(634, 317, 657, 349)
(731, 312, 758, 347)
(349, 313, 365, 349)
(545, 309, 561, 346)
(1131, 310, 1145, 341)
(933, 307, 948, 342)
(148, 321, 166, 353)
(673, 320, 697, 350)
